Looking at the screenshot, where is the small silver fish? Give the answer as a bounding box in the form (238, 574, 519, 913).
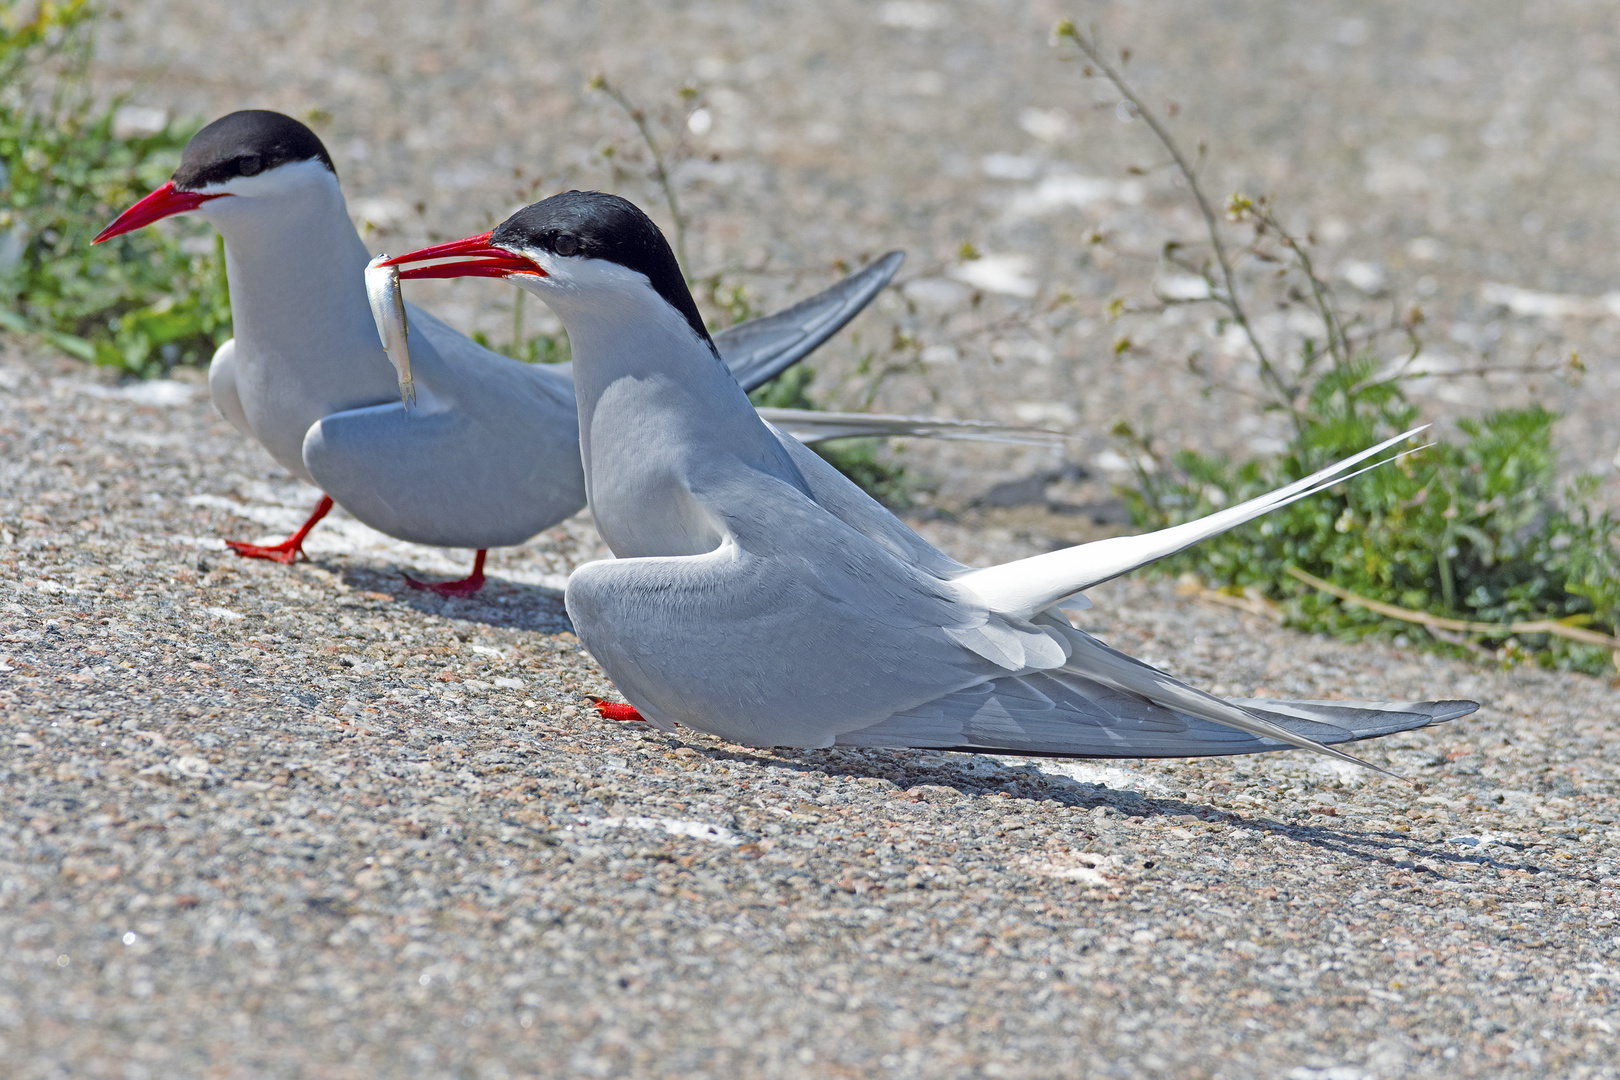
(365, 255, 415, 411)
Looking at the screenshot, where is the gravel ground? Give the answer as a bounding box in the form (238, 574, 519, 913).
(2, 2, 1619, 1077)
(3, 345, 1619, 1079)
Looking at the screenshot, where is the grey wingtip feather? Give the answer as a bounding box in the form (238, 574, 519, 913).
(858, 691, 1471, 774)
(718, 251, 907, 390)
(1424, 700, 1481, 724)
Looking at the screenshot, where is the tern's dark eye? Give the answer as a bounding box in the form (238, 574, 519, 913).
(237, 154, 262, 177)
(553, 234, 579, 257)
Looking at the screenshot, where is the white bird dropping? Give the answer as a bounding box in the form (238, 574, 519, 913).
(365, 254, 415, 410)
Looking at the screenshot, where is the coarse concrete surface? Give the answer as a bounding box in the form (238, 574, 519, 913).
(1, 1, 1618, 1077)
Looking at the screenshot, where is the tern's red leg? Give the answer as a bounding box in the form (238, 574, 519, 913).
(591, 699, 647, 723)
(224, 494, 334, 564)
(404, 548, 488, 598)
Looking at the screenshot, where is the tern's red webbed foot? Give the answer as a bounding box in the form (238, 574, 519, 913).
(591, 699, 647, 723)
(225, 494, 334, 565)
(225, 537, 308, 564)
(404, 549, 487, 598)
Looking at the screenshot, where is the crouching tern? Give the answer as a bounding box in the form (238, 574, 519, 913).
(95, 111, 1032, 596)
(385, 191, 1476, 767)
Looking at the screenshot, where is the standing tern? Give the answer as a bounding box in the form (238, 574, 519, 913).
(94, 111, 1023, 596)
(386, 192, 1476, 766)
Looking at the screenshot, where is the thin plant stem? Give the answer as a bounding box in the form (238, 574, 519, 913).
(1261, 208, 1349, 369)
(1287, 567, 1620, 652)
(1056, 22, 1297, 420)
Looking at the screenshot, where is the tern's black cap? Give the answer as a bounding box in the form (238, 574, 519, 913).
(491, 190, 713, 350)
(173, 110, 335, 191)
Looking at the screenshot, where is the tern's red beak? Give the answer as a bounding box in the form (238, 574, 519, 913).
(381, 232, 545, 280)
(92, 181, 230, 244)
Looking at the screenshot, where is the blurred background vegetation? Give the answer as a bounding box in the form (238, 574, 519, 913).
(1, 0, 229, 375)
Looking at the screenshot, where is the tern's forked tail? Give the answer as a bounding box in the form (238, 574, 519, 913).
(956, 427, 1429, 620)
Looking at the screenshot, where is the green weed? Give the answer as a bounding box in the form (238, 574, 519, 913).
(0, 1, 229, 375)
(1057, 22, 1619, 676)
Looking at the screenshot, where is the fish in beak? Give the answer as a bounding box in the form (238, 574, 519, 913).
(364, 255, 416, 410)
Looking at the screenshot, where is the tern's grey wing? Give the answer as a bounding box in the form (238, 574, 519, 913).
(837, 674, 1472, 758)
(206, 338, 254, 438)
(302, 320, 585, 549)
(303, 397, 584, 548)
(714, 252, 904, 391)
(565, 471, 1004, 748)
(767, 420, 967, 579)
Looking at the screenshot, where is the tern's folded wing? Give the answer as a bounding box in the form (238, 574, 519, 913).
(303, 400, 580, 549)
(302, 328, 585, 550)
(563, 473, 999, 749)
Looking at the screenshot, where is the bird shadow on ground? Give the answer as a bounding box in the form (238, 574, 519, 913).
(653, 733, 1556, 884)
(329, 562, 573, 633)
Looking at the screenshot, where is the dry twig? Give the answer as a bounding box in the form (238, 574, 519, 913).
(1286, 567, 1620, 665)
